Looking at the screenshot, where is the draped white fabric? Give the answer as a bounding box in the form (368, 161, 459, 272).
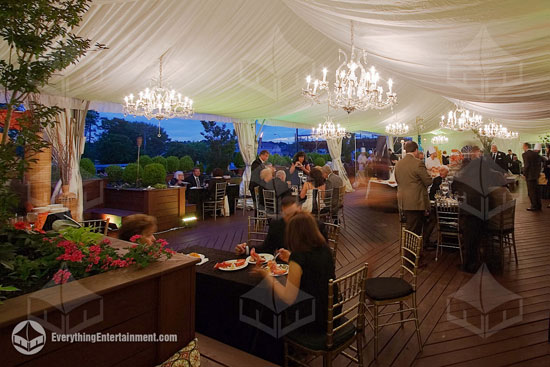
(45, 101, 90, 222)
(233, 121, 257, 196)
(326, 137, 354, 193)
(1, 0, 547, 133)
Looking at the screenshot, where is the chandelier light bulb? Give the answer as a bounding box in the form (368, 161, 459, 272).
(431, 135, 449, 145)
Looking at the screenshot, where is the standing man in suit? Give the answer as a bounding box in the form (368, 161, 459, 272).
(184, 167, 204, 188)
(395, 141, 433, 236)
(249, 150, 270, 206)
(490, 144, 509, 171)
(522, 142, 542, 211)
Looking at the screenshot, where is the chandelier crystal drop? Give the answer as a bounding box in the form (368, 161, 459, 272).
(440, 105, 483, 132)
(431, 135, 449, 145)
(385, 121, 409, 136)
(478, 119, 519, 139)
(124, 55, 194, 137)
(302, 21, 396, 114)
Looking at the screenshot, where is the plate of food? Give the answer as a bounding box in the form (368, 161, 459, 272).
(214, 259, 248, 271)
(246, 248, 274, 264)
(186, 252, 207, 265)
(263, 260, 289, 276)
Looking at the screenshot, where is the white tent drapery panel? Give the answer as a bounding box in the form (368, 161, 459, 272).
(0, 0, 546, 134)
(326, 137, 353, 193)
(233, 121, 258, 196)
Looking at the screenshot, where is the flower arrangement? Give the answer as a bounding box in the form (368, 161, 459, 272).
(0, 224, 176, 300)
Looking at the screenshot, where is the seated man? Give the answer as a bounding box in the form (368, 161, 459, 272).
(185, 167, 204, 188)
(321, 164, 343, 213)
(235, 196, 327, 261)
(273, 170, 291, 199)
(429, 165, 451, 200)
(257, 167, 275, 210)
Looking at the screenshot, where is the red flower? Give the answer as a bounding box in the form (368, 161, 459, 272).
(53, 269, 72, 284)
(129, 235, 142, 243)
(14, 221, 28, 230)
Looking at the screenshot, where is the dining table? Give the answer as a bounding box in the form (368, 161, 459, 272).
(186, 183, 240, 215)
(183, 245, 302, 365)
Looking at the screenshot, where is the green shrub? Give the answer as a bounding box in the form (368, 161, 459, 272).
(153, 183, 167, 189)
(152, 156, 167, 170)
(122, 163, 139, 184)
(105, 165, 123, 183)
(80, 158, 96, 178)
(142, 163, 167, 187)
(179, 155, 194, 172)
(313, 157, 326, 167)
(166, 156, 179, 173)
(139, 155, 152, 168)
(233, 152, 245, 168)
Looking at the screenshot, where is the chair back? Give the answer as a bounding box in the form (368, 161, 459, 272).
(214, 182, 227, 201)
(315, 189, 332, 218)
(400, 228, 423, 289)
(263, 189, 277, 216)
(435, 199, 460, 232)
(79, 218, 110, 236)
(324, 222, 340, 265)
(327, 263, 368, 349)
(247, 216, 269, 247)
(489, 198, 516, 232)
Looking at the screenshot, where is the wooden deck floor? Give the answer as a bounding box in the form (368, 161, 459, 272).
(161, 183, 550, 367)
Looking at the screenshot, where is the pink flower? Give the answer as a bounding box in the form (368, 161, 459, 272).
(129, 235, 142, 243)
(53, 269, 72, 284)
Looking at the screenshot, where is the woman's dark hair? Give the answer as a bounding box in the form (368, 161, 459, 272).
(118, 214, 157, 242)
(293, 151, 307, 163)
(285, 212, 327, 253)
(212, 168, 224, 177)
(309, 167, 325, 187)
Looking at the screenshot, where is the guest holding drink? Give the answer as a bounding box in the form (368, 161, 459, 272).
(289, 151, 311, 181)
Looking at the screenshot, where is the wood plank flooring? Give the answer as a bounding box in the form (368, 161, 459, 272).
(161, 182, 550, 367)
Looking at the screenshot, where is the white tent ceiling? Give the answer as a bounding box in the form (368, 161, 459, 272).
(2, 0, 549, 134)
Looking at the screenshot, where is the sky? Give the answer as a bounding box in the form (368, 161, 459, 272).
(99, 112, 313, 143)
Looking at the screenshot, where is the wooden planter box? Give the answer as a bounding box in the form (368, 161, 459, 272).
(104, 187, 186, 231)
(0, 238, 198, 367)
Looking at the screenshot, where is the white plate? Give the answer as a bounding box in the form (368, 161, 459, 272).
(186, 252, 205, 262)
(215, 259, 248, 271)
(246, 253, 274, 265)
(263, 263, 289, 277)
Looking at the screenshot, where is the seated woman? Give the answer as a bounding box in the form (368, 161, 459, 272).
(169, 171, 185, 186)
(207, 168, 226, 200)
(299, 167, 326, 213)
(252, 212, 335, 332)
(118, 214, 157, 245)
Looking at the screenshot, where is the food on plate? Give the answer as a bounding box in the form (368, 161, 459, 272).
(266, 260, 288, 275)
(188, 252, 202, 258)
(214, 259, 247, 270)
(250, 248, 265, 264)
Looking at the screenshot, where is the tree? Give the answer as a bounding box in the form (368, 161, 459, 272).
(200, 121, 237, 172)
(166, 141, 208, 163)
(0, 0, 104, 222)
(84, 110, 100, 142)
(96, 134, 135, 164)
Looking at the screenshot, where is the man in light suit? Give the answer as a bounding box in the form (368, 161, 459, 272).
(321, 165, 344, 214)
(490, 144, 509, 172)
(522, 142, 542, 211)
(395, 141, 433, 236)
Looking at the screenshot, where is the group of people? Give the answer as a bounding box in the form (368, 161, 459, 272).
(169, 167, 226, 201)
(249, 150, 344, 215)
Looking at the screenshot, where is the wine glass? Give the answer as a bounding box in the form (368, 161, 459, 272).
(26, 212, 38, 229)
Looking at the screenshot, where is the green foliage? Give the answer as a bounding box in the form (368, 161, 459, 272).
(539, 133, 550, 145)
(97, 133, 135, 164)
(201, 121, 237, 172)
(152, 156, 167, 170)
(166, 141, 207, 163)
(80, 158, 96, 175)
(313, 157, 326, 167)
(139, 154, 153, 167)
(0, 0, 105, 223)
(60, 226, 104, 245)
(105, 165, 123, 183)
(85, 110, 100, 143)
(233, 152, 245, 168)
(0, 285, 19, 304)
(179, 155, 195, 171)
(268, 154, 291, 166)
(122, 163, 139, 184)
(153, 183, 167, 189)
(142, 163, 167, 187)
(166, 156, 179, 173)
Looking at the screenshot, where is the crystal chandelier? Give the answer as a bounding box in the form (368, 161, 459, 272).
(124, 55, 194, 137)
(478, 119, 519, 139)
(302, 21, 396, 114)
(431, 135, 449, 145)
(311, 106, 350, 140)
(440, 104, 483, 132)
(385, 122, 409, 136)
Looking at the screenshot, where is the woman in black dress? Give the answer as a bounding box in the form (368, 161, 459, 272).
(252, 212, 335, 332)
